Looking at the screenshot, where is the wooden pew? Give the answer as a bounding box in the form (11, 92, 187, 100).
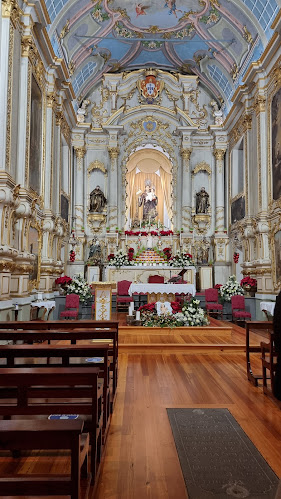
(0, 320, 119, 398)
(0, 343, 111, 440)
(0, 419, 89, 499)
(245, 320, 274, 385)
(0, 327, 118, 404)
(0, 367, 103, 482)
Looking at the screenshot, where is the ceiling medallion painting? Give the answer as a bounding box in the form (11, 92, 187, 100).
(106, 0, 204, 30)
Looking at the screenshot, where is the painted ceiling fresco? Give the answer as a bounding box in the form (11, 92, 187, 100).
(46, 0, 280, 110)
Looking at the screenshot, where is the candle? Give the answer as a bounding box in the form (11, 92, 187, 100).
(134, 271, 137, 282)
(129, 303, 134, 316)
(126, 234, 128, 245)
(140, 220, 142, 228)
(136, 311, 140, 321)
(116, 232, 118, 247)
(180, 232, 182, 246)
(158, 220, 160, 229)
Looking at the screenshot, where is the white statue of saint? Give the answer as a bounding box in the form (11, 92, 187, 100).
(77, 99, 90, 123)
(210, 100, 223, 126)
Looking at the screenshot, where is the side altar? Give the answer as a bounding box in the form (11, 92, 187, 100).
(104, 265, 196, 286)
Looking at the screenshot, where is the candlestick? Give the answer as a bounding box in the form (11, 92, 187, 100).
(180, 232, 182, 246)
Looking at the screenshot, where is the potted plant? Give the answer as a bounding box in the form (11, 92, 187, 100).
(240, 276, 257, 296)
(106, 227, 110, 233)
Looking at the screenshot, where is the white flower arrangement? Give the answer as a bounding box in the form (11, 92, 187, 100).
(174, 298, 209, 326)
(219, 275, 244, 302)
(107, 250, 135, 268)
(65, 275, 92, 304)
(170, 250, 194, 267)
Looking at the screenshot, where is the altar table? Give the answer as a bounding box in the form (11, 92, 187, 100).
(105, 266, 196, 286)
(128, 283, 196, 303)
(30, 300, 56, 320)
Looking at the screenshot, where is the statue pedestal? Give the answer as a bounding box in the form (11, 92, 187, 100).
(91, 281, 116, 320)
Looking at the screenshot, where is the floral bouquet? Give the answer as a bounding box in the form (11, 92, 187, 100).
(174, 298, 209, 326)
(219, 275, 244, 302)
(64, 275, 92, 304)
(170, 250, 194, 267)
(55, 275, 72, 292)
(107, 250, 135, 267)
(240, 276, 257, 289)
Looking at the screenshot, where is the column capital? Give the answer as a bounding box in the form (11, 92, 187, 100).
(47, 92, 57, 109)
(180, 148, 192, 160)
(108, 147, 119, 159)
(213, 149, 226, 161)
(21, 35, 34, 58)
(254, 95, 266, 115)
(2, 0, 21, 22)
(74, 146, 86, 159)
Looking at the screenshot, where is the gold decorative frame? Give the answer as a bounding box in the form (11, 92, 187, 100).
(270, 221, 281, 290)
(28, 219, 42, 290)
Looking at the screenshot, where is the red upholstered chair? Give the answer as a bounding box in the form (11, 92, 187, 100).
(116, 280, 134, 312)
(148, 275, 165, 283)
(60, 293, 79, 320)
(231, 295, 251, 323)
(205, 288, 223, 319)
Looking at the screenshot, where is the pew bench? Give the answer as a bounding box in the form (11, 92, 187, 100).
(0, 343, 112, 440)
(0, 419, 89, 499)
(0, 321, 119, 401)
(245, 320, 274, 386)
(0, 367, 103, 482)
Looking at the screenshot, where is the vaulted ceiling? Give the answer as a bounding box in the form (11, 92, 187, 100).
(46, 0, 281, 110)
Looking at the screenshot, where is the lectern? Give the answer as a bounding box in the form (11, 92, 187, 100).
(91, 281, 116, 320)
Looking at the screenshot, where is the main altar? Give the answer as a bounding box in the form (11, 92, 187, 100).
(104, 265, 196, 286)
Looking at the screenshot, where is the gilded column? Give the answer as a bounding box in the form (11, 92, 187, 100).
(44, 93, 56, 210)
(214, 149, 226, 232)
(0, 4, 15, 171)
(255, 95, 267, 212)
(16, 35, 33, 186)
(108, 147, 119, 230)
(181, 148, 192, 230)
(54, 110, 62, 215)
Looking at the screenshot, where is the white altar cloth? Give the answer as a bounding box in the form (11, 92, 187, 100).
(128, 283, 196, 296)
(31, 300, 56, 310)
(105, 266, 196, 286)
(260, 301, 275, 316)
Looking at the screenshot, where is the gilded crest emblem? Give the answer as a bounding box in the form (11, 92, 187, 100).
(137, 69, 164, 104)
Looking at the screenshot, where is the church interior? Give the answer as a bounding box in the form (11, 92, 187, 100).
(1, 0, 281, 497)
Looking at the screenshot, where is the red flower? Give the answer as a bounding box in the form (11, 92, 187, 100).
(233, 252, 239, 263)
(108, 253, 115, 261)
(150, 231, 158, 236)
(55, 276, 72, 285)
(240, 276, 257, 287)
(128, 248, 134, 253)
(214, 284, 222, 289)
(138, 302, 156, 311)
(141, 231, 148, 236)
(171, 301, 182, 313)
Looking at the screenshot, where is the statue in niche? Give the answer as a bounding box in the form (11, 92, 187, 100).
(89, 186, 107, 213)
(88, 236, 102, 264)
(210, 100, 223, 126)
(138, 179, 158, 221)
(76, 99, 90, 123)
(196, 187, 210, 214)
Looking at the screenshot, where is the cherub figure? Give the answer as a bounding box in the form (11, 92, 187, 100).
(136, 3, 149, 16)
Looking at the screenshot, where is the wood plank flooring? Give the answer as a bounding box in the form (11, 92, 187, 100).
(0, 317, 280, 498)
(95, 351, 281, 499)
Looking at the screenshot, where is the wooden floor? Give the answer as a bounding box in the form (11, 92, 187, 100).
(1, 316, 281, 498)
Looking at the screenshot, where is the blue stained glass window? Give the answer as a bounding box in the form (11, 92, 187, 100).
(241, 0, 278, 32)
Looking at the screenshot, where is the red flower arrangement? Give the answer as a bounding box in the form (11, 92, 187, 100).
(160, 230, 173, 236)
(69, 250, 75, 262)
(233, 252, 239, 263)
(108, 253, 115, 261)
(170, 301, 182, 313)
(55, 276, 72, 286)
(214, 284, 222, 289)
(163, 247, 172, 260)
(140, 231, 148, 236)
(150, 231, 158, 236)
(240, 276, 257, 288)
(138, 303, 156, 312)
(127, 248, 134, 261)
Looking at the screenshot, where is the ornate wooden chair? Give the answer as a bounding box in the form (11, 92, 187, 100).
(60, 293, 80, 320)
(231, 295, 251, 324)
(116, 280, 134, 312)
(205, 288, 223, 319)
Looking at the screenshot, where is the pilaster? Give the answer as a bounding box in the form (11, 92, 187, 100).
(108, 147, 119, 230)
(0, 13, 13, 171)
(180, 148, 192, 230)
(213, 148, 226, 232)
